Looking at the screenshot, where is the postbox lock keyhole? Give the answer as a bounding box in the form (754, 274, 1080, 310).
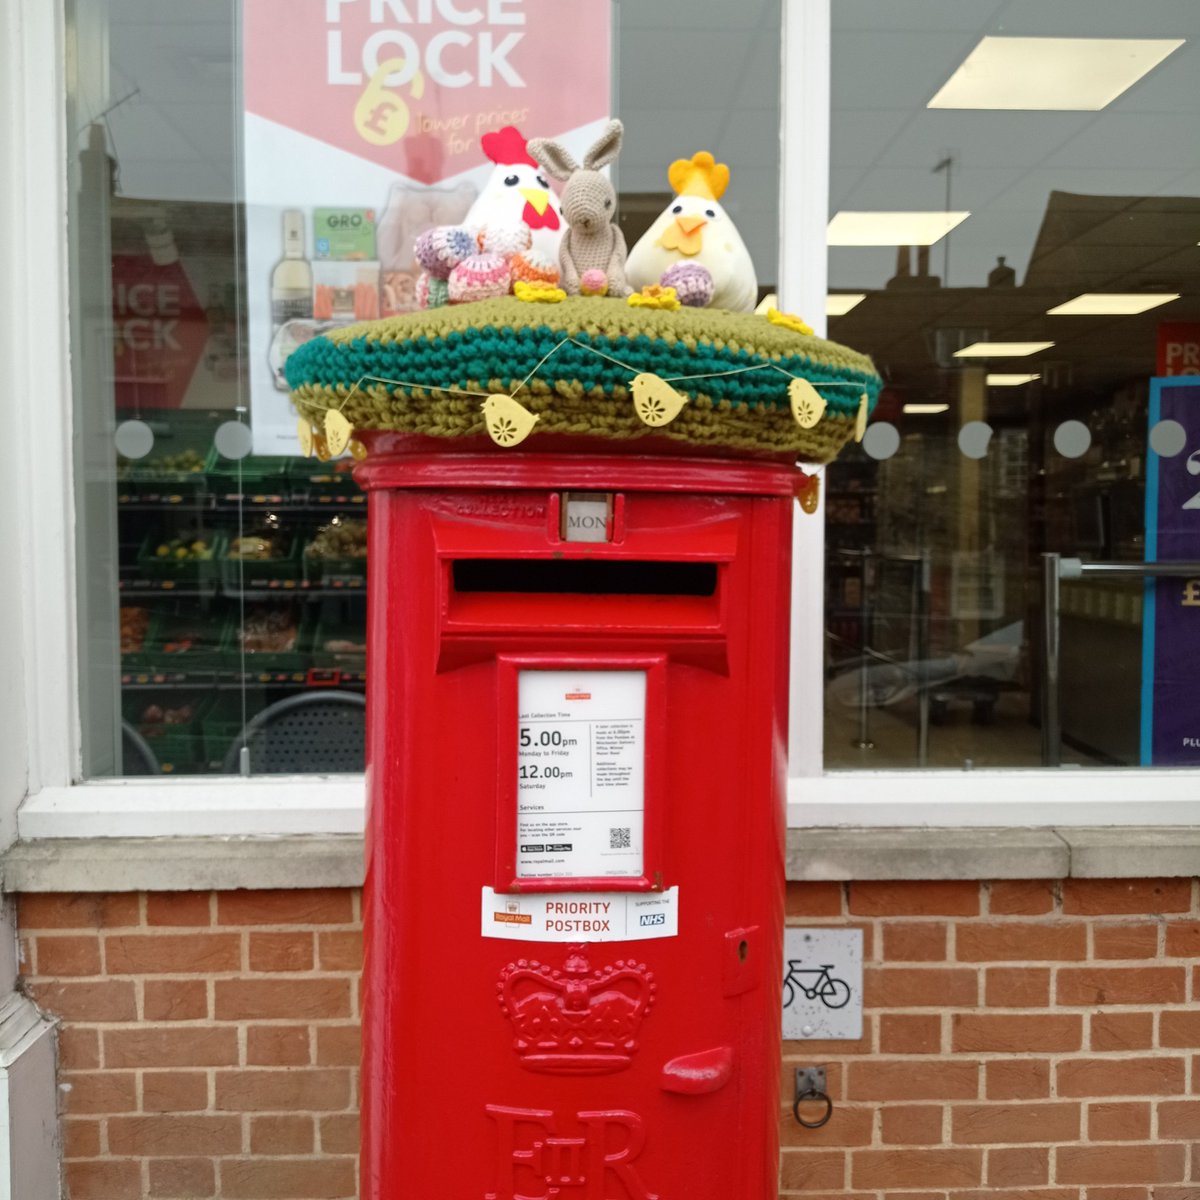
(737, 939, 749, 962)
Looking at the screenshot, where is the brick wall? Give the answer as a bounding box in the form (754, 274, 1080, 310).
(15, 878, 1200, 1200)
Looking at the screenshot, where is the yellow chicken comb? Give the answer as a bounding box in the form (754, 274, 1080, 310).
(667, 151, 730, 202)
(631, 372, 688, 427)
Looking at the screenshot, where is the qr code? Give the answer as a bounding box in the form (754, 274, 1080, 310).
(609, 826, 631, 849)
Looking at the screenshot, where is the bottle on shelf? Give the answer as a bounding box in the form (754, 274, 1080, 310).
(270, 210, 313, 333)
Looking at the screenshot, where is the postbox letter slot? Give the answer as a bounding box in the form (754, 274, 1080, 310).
(452, 558, 717, 597)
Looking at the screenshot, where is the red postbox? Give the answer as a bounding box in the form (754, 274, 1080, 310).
(358, 448, 795, 1200)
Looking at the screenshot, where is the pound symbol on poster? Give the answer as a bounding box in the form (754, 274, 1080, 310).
(1183, 579, 1200, 607)
(354, 58, 425, 146)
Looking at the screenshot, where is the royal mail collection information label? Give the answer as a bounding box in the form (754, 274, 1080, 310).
(515, 670, 646, 879)
(481, 887, 679, 943)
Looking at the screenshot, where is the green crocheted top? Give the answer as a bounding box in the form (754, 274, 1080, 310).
(285, 296, 881, 461)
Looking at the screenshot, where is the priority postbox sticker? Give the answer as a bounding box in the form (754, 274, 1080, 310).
(481, 887, 679, 942)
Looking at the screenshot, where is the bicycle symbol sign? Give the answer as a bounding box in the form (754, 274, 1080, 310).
(780, 928, 864, 1041)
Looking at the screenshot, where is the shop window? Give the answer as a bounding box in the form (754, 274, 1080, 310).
(66, 0, 780, 779)
(825, 3, 1200, 770)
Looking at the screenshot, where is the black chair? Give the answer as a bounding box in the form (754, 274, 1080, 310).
(121, 720, 161, 775)
(221, 691, 366, 775)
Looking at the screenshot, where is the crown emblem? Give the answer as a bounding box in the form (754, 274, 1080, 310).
(497, 945, 656, 1075)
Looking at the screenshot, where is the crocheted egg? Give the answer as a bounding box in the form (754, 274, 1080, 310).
(579, 269, 609, 297)
(414, 225, 475, 280)
(448, 252, 512, 304)
(661, 261, 714, 308)
(477, 223, 531, 258)
(416, 273, 450, 310)
(510, 249, 560, 287)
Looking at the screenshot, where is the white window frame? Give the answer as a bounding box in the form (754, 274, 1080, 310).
(5, 0, 1199, 844)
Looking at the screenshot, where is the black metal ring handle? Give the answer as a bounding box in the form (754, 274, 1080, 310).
(792, 1088, 833, 1129)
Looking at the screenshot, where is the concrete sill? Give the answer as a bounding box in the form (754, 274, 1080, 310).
(2, 827, 1199, 892)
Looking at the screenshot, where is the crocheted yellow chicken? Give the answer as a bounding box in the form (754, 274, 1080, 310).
(626, 151, 758, 312)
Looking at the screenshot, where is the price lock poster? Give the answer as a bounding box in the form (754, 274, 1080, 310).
(1141, 379, 1200, 765)
(242, 0, 612, 454)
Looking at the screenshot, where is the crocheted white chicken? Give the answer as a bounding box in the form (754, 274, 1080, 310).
(626, 151, 758, 312)
(464, 126, 563, 266)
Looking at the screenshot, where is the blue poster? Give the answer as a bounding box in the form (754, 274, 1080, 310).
(1141, 378, 1200, 765)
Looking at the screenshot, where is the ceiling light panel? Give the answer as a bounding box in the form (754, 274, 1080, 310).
(928, 37, 1185, 111)
(1047, 293, 1180, 316)
(827, 211, 971, 246)
(987, 374, 1041, 386)
(827, 293, 867, 316)
(954, 342, 1055, 358)
(903, 404, 950, 414)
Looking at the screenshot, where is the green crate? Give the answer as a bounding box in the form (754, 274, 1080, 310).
(302, 519, 368, 585)
(220, 604, 314, 677)
(204, 447, 291, 502)
(220, 536, 302, 593)
(137, 531, 225, 583)
(144, 610, 225, 674)
(287, 455, 363, 501)
(312, 610, 367, 674)
(120, 412, 220, 497)
(120, 605, 156, 671)
(123, 690, 214, 774)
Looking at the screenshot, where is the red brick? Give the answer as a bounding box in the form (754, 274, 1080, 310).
(952, 1013, 1082, 1053)
(879, 1013, 941, 1054)
(147, 1157, 215, 1198)
(146, 893, 212, 927)
(144, 979, 208, 1022)
(65, 1160, 142, 1200)
(18, 892, 140, 930)
(1093, 922, 1160, 959)
(785, 882, 844, 917)
(956, 921, 1087, 961)
(217, 889, 354, 926)
(1061, 879, 1192, 916)
(1057, 1144, 1186, 1185)
(953, 1102, 1079, 1144)
(947, 1192, 1076, 1200)
(848, 1059, 980, 1102)
(58, 1027, 99, 1071)
(106, 933, 240, 975)
(30, 979, 137, 1022)
(988, 880, 1057, 915)
(108, 1114, 242, 1156)
(105, 1027, 238, 1069)
(320, 1113, 360, 1155)
(33, 934, 101, 976)
(1157, 1099, 1200, 1138)
(1057, 1056, 1186, 1097)
(1087, 1189, 1149, 1200)
(1091, 1010, 1154, 1052)
(1160, 1010, 1200, 1047)
(1164, 921, 1200, 957)
(215, 1068, 352, 1112)
(850, 881, 979, 917)
(143, 1071, 208, 1113)
(316, 1025, 361, 1067)
(986, 1059, 1050, 1100)
(988, 1146, 1049, 1186)
(1057, 966, 1186, 1006)
(63, 1070, 137, 1115)
(882, 923, 947, 962)
(249, 931, 315, 972)
(779, 1151, 845, 1190)
(985, 967, 1051, 1007)
(852, 1148, 982, 1189)
(219, 1157, 357, 1199)
(317, 930, 364, 972)
(781, 1104, 873, 1148)
(215, 978, 351, 1020)
(247, 1024, 312, 1066)
(1087, 1101, 1151, 1141)
(880, 1105, 942, 1145)
(62, 1116, 101, 1159)
(250, 1114, 314, 1154)
(863, 967, 977, 1008)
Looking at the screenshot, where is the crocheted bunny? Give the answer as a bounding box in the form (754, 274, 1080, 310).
(527, 120, 632, 297)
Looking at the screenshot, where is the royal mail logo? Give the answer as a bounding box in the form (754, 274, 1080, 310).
(494, 912, 533, 925)
(565, 692, 591, 701)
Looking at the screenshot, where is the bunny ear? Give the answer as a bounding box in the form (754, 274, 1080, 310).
(526, 138, 578, 181)
(583, 119, 624, 171)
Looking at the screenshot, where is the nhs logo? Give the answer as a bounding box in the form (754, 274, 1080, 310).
(639, 913, 666, 928)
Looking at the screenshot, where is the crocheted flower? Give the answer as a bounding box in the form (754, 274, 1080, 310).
(514, 280, 566, 304)
(627, 285, 681, 311)
(579, 269, 609, 296)
(766, 307, 814, 336)
(661, 262, 713, 308)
